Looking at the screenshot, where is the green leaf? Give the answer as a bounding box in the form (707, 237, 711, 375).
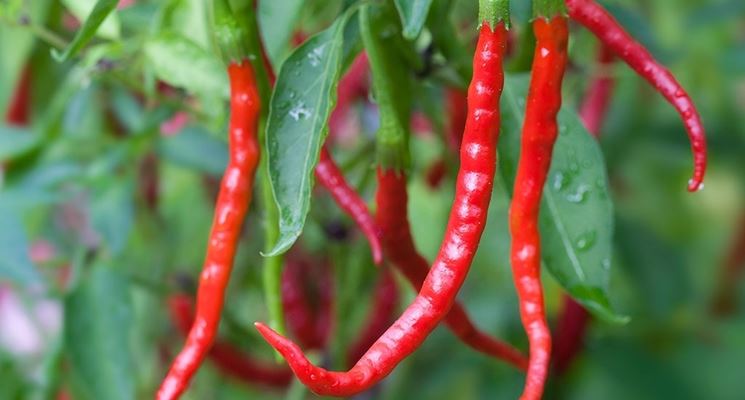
(157, 126, 229, 176)
(394, 0, 434, 39)
(90, 179, 135, 255)
(265, 8, 362, 256)
(61, 0, 121, 40)
(499, 74, 627, 323)
(65, 267, 134, 400)
(0, 125, 41, 162)
(361, 2, 413, 170)
(0, 204, 40, 287)
(52, 0, 119, 62)
(258, 0, 305, 63)
(144, 33, 228, 98)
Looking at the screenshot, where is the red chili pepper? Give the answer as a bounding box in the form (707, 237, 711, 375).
(167, 295, 292, 388)
(6, 67, 31, 125)
(157, 3, 262, 397)
(315, 147, 383, 264)
(281, 256, 334, 350)
(253, 17, 510, 396)
(345, 267, 399, 367)
(509, 13, 569, 400)
(566, 0, 707, 192)
(578, 44, 614, 137)
(376, 168, 528, 369)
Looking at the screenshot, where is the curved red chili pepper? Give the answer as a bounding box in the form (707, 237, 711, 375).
(315, 147, 383, 264)
(167, 295, 292, 388)
(376, 168, 528, 370)
(253, 22, 509, 396)
(345, 267, 399, 367)
(566, 0, 707, 192)
(157, 60, 261, 400)
(509, 15, 569, 400)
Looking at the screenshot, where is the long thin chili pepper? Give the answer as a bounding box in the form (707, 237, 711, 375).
(167, 295, 292, 388)
(156, 2, 261, 398)
(253, 2, 511, 395)
(376, 168, 527, 369)
(509, 2, 569, 398)
(566, 0, 707, 192)
(345, 267, 399, 367)
(315, 147, 383, 264)
(553, 43, 616, 376)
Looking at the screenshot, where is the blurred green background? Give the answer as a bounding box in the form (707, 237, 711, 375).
(0, 0, 744, 399)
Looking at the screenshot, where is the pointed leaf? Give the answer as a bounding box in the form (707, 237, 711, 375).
(500, 74, 626, 323)
(265, 9, 361, 256)
(394, 0, 434, 39)
(65, 267, 134, 400)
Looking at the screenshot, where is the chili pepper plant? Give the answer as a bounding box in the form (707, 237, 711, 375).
(0, 0, 743, 399)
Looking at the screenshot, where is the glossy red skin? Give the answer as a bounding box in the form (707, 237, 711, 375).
(254, 23, 509, 396)
(376, 168, 528, 370)
(345, 267, 399, 367)
(157, 61, 261, 400)
(6, 67, 30, 125)
(567, 0, 707, 192)
(167, 295, 292, 388)
(315, 147, 383, 264)
(578, 44, 615, 137)
(509, 16, 569, 400)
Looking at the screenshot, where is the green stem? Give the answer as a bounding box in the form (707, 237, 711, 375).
(0, 15, 68, 49)
(360, 4, 411, 172)
(260, 134, 287, 341)
(532, 0, 567, 20)
(479, 0, 511, 29)
(213, 0, 251, 64)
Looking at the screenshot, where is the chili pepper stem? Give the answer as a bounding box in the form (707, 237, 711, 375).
(479, 0, 511, 29)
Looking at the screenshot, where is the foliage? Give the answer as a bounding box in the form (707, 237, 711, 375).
(0, 0, 743, 399)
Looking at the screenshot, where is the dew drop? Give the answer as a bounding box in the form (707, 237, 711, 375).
(288, 102, 312, 121)
(552, 172, 570, 191)
(575, 231, 597, 251)
(566, 184, 590, 203)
